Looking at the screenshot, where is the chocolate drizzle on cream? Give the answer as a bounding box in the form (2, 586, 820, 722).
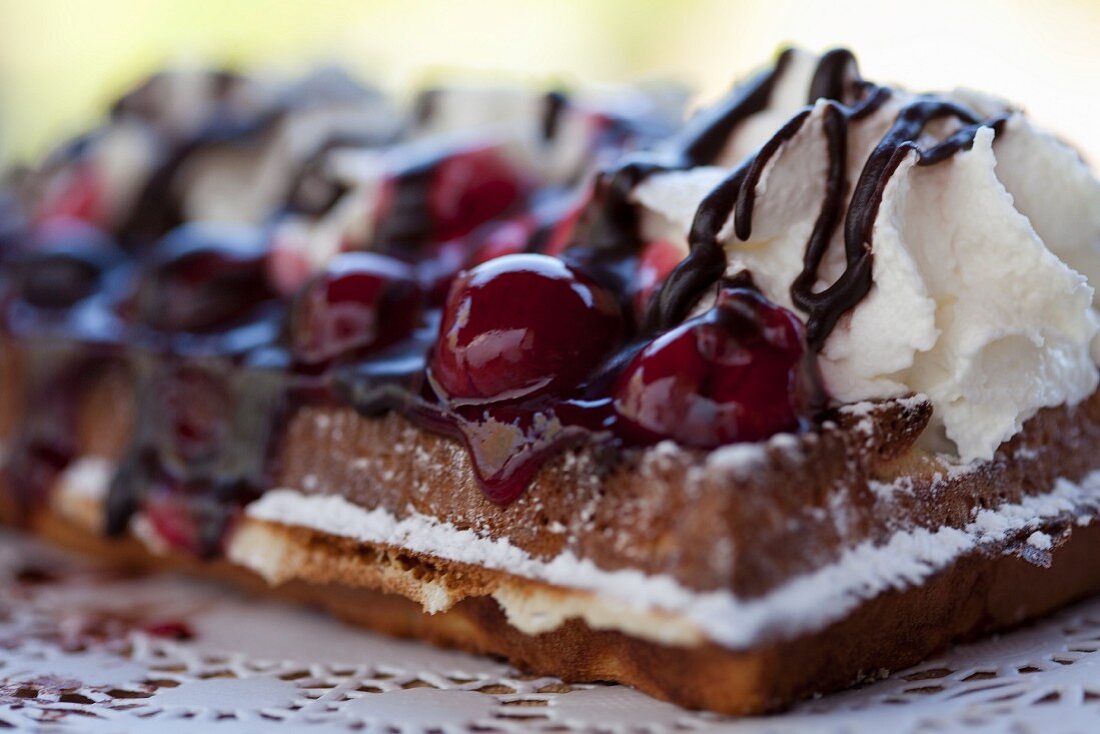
(576, 50, 793, 257)
(638, 49, 1009, 347)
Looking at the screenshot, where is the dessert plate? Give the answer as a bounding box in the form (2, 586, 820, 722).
(3, 531, 1100, 734)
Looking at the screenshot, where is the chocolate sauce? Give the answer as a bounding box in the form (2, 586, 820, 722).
(573, 50, 793, 258)
(541, 91, 569, 143)
(284, 132, 388, 219)
(412, 89, 441, 127)
(369, 157, 438, 253)
(119, 112, 281, 246)
(652, 52, 1005, 348)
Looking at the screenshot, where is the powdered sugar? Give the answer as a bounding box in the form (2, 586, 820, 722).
(1027, 531, 1054, 550)
(705, 443, 768, 478)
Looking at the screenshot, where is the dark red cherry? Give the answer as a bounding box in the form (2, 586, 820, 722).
(431, 254, 624, 403)
(465, 217, 534, 268)
(143, 494, 204, 556)
(153, 365, 231, 468)
(421, 215, 538, 307)
(266, 236, 315, 297)
(428, 145, 525, 242)
(138, 223, 274, 332)
(16, 218, 121, 309)
(633, 238, 684, 319)
(36, 165, 103, 225)
(143, 621, 195, 640)
(542, 188, 591, 256)
(613, 287, 821, 447)
(290, 252, 422, 366)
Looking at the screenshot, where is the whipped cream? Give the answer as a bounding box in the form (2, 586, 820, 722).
(632, 52, 1100, 463)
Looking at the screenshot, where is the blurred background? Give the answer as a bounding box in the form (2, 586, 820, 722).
(1, 0, 1099, 165)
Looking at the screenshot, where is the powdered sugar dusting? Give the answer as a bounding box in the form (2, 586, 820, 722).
(706, 443, 767, 479)
(1027, 531, 1054, 550)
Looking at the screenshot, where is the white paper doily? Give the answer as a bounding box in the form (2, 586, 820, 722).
(4, 532, 1100, 733)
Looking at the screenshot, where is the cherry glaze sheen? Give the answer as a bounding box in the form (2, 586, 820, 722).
(156, 365, 231, 466)
(372, 144, 527, 249)
(414, 216, 534, 309)
(13, 218, 120, 309)
(632, 238, 684, 320)
(290, 252, 423, 366)
(35, 165, 104, 226)
(430, 254, 625, 404)
(613, 286, 820, 447)
(428, 146, 526, 243)
(136, 223, 275, 332)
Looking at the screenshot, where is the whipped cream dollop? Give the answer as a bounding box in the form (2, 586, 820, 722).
(632, 51, 1100, 462)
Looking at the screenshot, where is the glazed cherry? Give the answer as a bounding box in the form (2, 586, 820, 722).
(15, 218, 121, 309)
(155, 366, 230, 466)
(613, 286, 821, 447)
(143, 621, 195, 640)
(142, 494, 203, 555)
(142, 492, 229, 558)
(36, 164, 103, 226)
(290, 252, 422, 366)
(428, 145, 525, 242)
(541, 188, 591, 256)
(137, 223, 274, 332)
(418, 216, 536, 307)
(430, 254, 624, 404)
(464, 217, 533, 268)
(633, 238, 684, 319)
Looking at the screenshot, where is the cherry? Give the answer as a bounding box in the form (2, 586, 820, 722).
(143, 494, 204, 556)
(289, 252, 422, 366)
(613, 286, 821, 447)
(371, 144, 524, 254)
(143, 621, 195, 640)
(15, 218, 121, 309)
(36, 165, 103, 226)
(632, 238, 684, 319)
(142, 491, 231, 558)
(542, 188, 591, 256)
(155, 366, 230, 466)
(417, 216, 536, 307)
(428, 145, 525, 243)
(430, 254, 624, 404)
(137, 223, 274, 332)
(464, 217, 534, 268)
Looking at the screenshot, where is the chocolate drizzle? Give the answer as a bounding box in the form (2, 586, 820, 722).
(541, 91, 569, 143)
(575, 50, 794, 256)
(648, 49, 1009, 348)
(119, 112, 280, 246)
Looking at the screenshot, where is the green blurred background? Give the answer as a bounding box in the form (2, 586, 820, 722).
(2, 0, 1099, 164)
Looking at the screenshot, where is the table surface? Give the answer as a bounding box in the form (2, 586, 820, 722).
(2, 532, 1100, 734)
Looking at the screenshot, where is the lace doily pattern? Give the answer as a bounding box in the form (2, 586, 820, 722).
(3, 532, 1100, 733)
